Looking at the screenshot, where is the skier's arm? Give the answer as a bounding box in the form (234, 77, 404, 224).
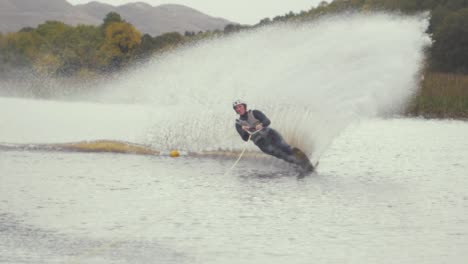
(235, 123, 250, 141)
(252, 110, 271, 127)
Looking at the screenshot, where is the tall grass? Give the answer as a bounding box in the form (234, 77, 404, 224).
(407, 72, 468, 119)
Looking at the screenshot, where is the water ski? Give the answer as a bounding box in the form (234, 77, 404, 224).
(243, 126, 317, 174)
(291, 147, 316, 173)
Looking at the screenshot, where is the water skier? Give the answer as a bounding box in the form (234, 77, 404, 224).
(232, 100, 314, 172)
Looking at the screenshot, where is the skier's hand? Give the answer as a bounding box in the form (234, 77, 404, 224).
(242, 125, 250, 132)
(255, 123, 263, 130)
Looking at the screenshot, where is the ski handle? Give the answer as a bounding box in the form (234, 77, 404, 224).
(245, 127, 264, 135)
(236, 119, 265, 135)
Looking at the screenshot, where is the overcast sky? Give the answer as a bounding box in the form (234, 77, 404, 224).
(66, 0, 323, 24)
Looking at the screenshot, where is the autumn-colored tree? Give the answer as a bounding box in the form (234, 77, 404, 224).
(99, 21, 141, 70)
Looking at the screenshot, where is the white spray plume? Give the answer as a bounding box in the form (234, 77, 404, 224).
(96, 13, 429, 158)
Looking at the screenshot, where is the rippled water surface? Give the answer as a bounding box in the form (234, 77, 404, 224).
(1, 119, 468, 264)
(1, 12, 454, 264)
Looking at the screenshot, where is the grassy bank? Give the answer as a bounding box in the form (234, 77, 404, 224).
(407, 72, 468, 119)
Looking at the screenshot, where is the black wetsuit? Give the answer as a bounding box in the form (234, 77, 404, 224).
(235, 110, 296, 163)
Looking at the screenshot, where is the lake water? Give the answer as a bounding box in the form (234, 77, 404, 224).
(1, 118, 467, 264)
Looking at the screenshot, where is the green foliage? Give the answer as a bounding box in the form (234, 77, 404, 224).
(136, 32, 186, 57)
(2, 31, 43, 66)
(58, 25, 103, 75)
(138, 34, 154, 56)
(153, 32, 184, 49)
(431, 8, 468, 73)
(103, 12, 123, 26)
(224, 24, 243, 34)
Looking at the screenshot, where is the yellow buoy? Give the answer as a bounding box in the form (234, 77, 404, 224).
(169, 150, 180, 157)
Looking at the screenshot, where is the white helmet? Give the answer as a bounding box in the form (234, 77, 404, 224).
(232, 99, 247, 109)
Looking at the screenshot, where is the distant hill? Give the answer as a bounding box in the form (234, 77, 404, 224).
(0, 0, 235, 36)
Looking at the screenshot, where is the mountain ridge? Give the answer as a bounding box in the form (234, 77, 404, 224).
(0, 0, 235, 36)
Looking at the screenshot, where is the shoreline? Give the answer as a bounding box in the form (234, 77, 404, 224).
(1, 70, 467, 120)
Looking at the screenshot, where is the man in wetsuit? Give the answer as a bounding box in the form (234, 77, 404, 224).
(233, 100, 314, 172)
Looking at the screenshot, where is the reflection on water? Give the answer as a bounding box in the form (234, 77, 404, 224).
(1, 119, 468, 264)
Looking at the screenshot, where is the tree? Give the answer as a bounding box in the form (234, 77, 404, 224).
(71, 25, 104, 70)
(138, 33, 155, 55)
(427, 6, 450, 34)
(52, 25, 104, 73)
(319, 1, 329, 8)
(258, 17, 271, 25)
(99, 21, 141, 70)
(224, 24, 241, 34)
(3, 31, 42, 66)
(153, 32, 184, 50)
(431, 8, 468, 73)
(19, 27, 35, 32)
(103, 12, 123, 27)
(440, 0, 468, 10)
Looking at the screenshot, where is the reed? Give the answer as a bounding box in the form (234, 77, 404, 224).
(407, 72, 468, 119)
